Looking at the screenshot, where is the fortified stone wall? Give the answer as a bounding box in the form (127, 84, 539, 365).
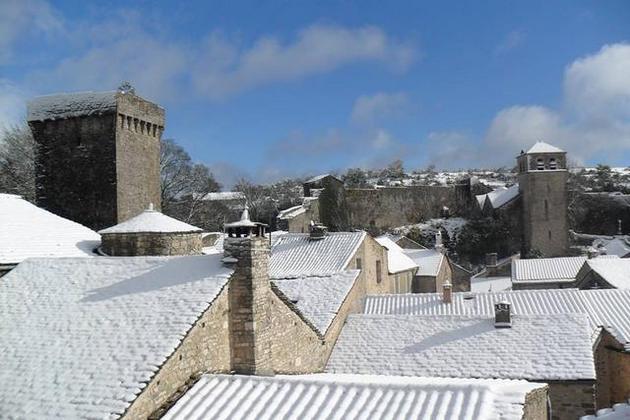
(546, 381, 595, 420)
(124, 285, 231, 419)
(346, 183, 473, 231)
(101, 232, 202, 256)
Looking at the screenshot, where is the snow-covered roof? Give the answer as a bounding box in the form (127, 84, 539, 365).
(27, 91, 118, 121)
(471, 276, 512, 293)
(163, 373, 547, 420)
(200, 191, 245, 201)
(269, 232, 366, 278)
(363, 288, 630, 351)
(585, 258, 630, 289)
(305, 173, 341, 184)
(526, 141, 564, 154)
(512, 255, 619, 284)
(327, 313, 595, 381)
(404, 249, 444, 276)
(594, 236, 630, 258)
(581, 401, 630, 420)
(0, 193, 100, 265)
(375, 236, 418, 274)
(99, 207, 202, 234)
(476, 184, 520, 210)
(272, 270, 360, 335)
(0, 255, 232, 418)
(277, 204, 306, 220)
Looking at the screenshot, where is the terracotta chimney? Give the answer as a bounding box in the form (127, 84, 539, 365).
(494, 301, 511, 328)
(442, 282, 452, 304)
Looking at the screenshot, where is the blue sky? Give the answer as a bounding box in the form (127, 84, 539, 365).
(1, 0, 629, 187)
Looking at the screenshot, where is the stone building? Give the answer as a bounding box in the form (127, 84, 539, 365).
(27, 87, 164, 231)
(517, 141, 569, 257)
(375, 235, 418, 293)
(575, 258, 630, 289)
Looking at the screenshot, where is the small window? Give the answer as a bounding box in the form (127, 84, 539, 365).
(356, 258, 362, 270)
(544, 200, 549, 220)
(548, 230, 552, 240)
(536, 158, 544, 170)
(549, 158, 557, 170)
(376, 260, 382, 284)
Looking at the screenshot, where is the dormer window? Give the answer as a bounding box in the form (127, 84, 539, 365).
(549, 158, 557, 170)
(536, 158, 544, 170)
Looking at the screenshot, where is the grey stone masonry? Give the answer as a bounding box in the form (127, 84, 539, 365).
(224, 236, 274, 375)
(101, 232, 202, 256)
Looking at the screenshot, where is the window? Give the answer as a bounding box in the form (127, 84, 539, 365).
(544, 200, 549, 220)
(549, 158, 557, 170)
(356, 258, 362, 270)
(376, 260, 382, 284)
(548, 230, 552, 240)
(536, 158, 544, 170)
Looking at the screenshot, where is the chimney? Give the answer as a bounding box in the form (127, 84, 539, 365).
(494, 301, 511, 328)
(223, 207, 274, 375)
(442, 282, 452, 304)
(435, 230, 445, 254)
(485, 253, 498, 267)
(586, 246, 599, 259)
(309, 221, 328, 240)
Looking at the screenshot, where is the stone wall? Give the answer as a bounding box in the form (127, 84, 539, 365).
(546, 381, 595, 420)
(595, 330, 630, 408)
(348, 234, 393, 294)
(413, 255, 452, 293)
(346, 183, 472, 231)
(451, 262, 471, 292)
(101, 232, 202, 256)
(522, 385, 549, 420)
(390, 270, 414, 294)
(123, 285, 231, 419)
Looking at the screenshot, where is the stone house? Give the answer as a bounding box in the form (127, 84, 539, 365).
(0, 193, 101, 276)
(375, 236, 418, 293)
(163, 374, 549, 420)
(276, 197, 319, 233)
(575, 258, 630, 289)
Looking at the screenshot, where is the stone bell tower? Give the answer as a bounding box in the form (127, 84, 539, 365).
(517, 141, 568, 257)
(27, 83, 164, 231)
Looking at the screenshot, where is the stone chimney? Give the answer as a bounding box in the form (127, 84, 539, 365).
(308, 221, 328, 240)
(435, 230, 445, 254)
(442, 282, 452, 304)
(586, 246, 599, 259)
(223, 208, 273, 375)
(494, 301, 511, 328)
(485, 253, 498, 267)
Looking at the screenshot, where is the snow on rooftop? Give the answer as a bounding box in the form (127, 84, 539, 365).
(363, 288, 630, 351)
(404, 249, 444, 276)
(98, 206, 202, 234)
(277, 204, 307, 220)
(269, 232, 365, 278)
(327, 313, 595, 381)
(27, 91, 118, 121)
(0, 255, 232, 418)
(471, 276, 512, 293)
(0, 193, 100, 265)
(163, 373, 546, 420)
(512, 255, 618, 284)
(375, 236, 418, 274)
(200, 191, 246, 201)
(476, 184, 520, 209)
(586, 258, 630, 289)
(581, 401, 630, 420)
(272, 270, 360, 335)
(594, 236, 630, 258)
(526, 141, 565, 154)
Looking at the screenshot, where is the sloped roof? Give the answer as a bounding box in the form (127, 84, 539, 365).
(363, 288, 630, 351)
(471, 276, 512, 293)
(404, 249, 444, 276)
(527, 141, 564, 154)
(269, 232, 365, 278)
(476, 184, 520, 210)
(0, 255, 232, 418)
(272, 270, 360, 335)
(277, 204, 306, 220)
(594, 236, 630, 258)
(375, 236, 418, 274)
(512, 255, 618, 284)
(585, 258, 630, 289)
(27, 91, 118, 121)
(327, 313, 595, 381)
(200, 191, 246, 201)
(0, 194, 100, 265)
(163, 374, 547, 420)
(99, 207, 202, 234)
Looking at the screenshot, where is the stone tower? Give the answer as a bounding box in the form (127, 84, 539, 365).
(517, 141, 568, 257)
(27, 86, 164, 231)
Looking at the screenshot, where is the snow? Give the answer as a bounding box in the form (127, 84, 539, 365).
(512, 255, 618, 284)
(476, 184, 520, 209)
(269, 231, 365, 278)
(586, 258, 630, 289)
(0, 255, 232, 418)
(581, 401, 630, 419)
(363, 288, 630, 351)
(200, 191, 245, 201)
(593, 236, 630, 258)
(393, 217, 467, 242)
(404, 249, 444, 276)
(0, 193, 100, 265)
(471, 276, 512, 293)
(277, 204, 307, 219)
(163, 373, 546, 420)
(327, 313, 595, 381)
(27, 91, 118, 121)
(375, 236, 418, 274)
(526, 141, 564, 154)
(272, 270, 360, 335)
(98, 207, 202, 234)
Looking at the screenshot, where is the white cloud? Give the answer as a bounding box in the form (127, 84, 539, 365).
(351, 92, 408, 123)
(0, 80, 27, 130)
(0, 0, 62, 64)
(192, 25, 416, 99)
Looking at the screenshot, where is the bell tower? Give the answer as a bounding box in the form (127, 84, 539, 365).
(517, 141, 568, 257)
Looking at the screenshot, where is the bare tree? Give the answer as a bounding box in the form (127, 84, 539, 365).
(0, 124, 36, 201)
